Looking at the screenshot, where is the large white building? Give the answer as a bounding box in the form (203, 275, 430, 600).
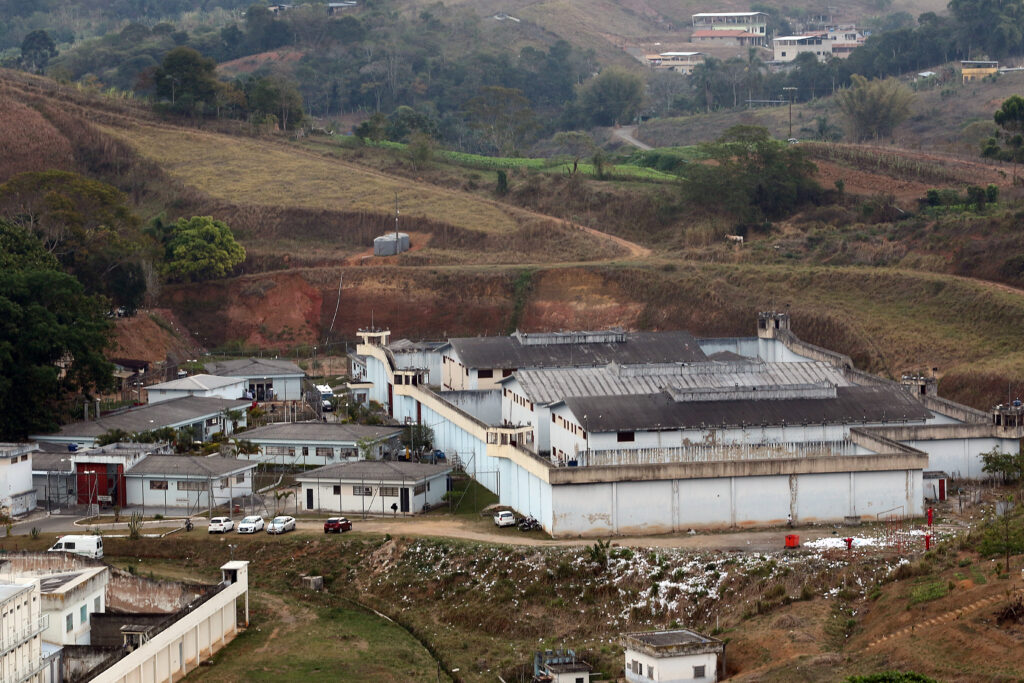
(353, 314, 1023, 537)
(773, 28, 865, 62)
(0, 578, 47, 683)
(0, 444, 38, 517)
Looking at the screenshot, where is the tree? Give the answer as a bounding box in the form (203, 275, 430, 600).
(464, 86, 537, 155)
(20, 30, 57, 74)
(0, 221, 113, 440)
(0, 171, 149, 311)
(835, 75, 915, 141)
(154, 47, 219, 113)
(246, 76, 305, 131)
(681, 125, 821, 221)
(981, 446, 1024, 483)
(161, 216, 246, 283)
(577, 68, 645, 126)
(979, 496, 1024, 574)
(400, 424, 435, 454)
(552, 131, 596, 175)
(983, 95, 1024, 183)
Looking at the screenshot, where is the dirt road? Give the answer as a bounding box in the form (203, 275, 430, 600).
(613, 126, 653, 151)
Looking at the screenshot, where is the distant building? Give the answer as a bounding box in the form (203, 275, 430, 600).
(0, 443, 38, 517)
(772, 28, 865, 62)
(0, 577, 47, 683)
(645, 52, 705, 74)
(533, 648, 592, 683)
(296, 460, 451, 515)
(146, 375, 246, 404)
(622, 629, 725, 682)
(123, 455, 256, 513)
(240, 422, 402, 466)
(328, 1, 357, 15)
(204, 358, 305, 401)
(692, 12, 767, 46)
(961, 60, 998, 82)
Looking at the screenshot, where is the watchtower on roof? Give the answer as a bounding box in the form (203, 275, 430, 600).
(757, 311, 791, 339)
(358, 328, 391, 347)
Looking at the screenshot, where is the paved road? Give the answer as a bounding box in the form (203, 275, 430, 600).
(6, 511, 861, 553)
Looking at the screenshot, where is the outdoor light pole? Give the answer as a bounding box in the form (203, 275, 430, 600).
(782, 87, 798, 139)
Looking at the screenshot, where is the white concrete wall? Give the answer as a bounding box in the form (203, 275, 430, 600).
(548, 468, 922, 536)
(42, 582, 105, 646)
(300, 474, 447, 514)
(625, 649, 718, 682)
(444, 391, 501, 425)
(393, 349, 443, 387)
(0, 456, 35, 516)
(96, 566, 248, 683)
(902, 436, 1021, 479)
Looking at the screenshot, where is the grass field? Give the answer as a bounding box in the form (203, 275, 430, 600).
(102, 124, 539, 236)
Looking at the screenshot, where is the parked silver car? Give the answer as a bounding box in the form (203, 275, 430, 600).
(266, 516, 296, 534)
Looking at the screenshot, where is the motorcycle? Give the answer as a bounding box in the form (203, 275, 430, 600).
(518, 515, 540, 532)
(184, 518, 194, 532)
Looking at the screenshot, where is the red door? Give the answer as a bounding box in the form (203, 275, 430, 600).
(938, 479, 946, 501)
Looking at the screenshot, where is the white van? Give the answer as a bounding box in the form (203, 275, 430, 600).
(47, 535, 103, 560)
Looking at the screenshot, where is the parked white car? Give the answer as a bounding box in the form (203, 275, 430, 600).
(493, 511, 516, 527)
(236, 516, 264, 534)
(208, 517, 234, 534)
(266, 516, 296, 534)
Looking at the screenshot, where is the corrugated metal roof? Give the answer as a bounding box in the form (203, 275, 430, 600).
(447, 331, 706, 370)
(562, 385, 933, 432)
(35, 397, 251, 440)
(242, 423, 401, 443)
(514, 361, 850, 405)
(295, 460, 451, 482)
(205, 357, 304, 378)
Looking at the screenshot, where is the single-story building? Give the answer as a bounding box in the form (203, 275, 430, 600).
(32, 442, 170, 511)
(204, 358, 305, 401)
(622, 629, 725, 683)
(239, 422, 402, 467)
(0, 443, 38, 517)
(296, 461, 451, 515)
(146, 374, 247, 404)
(30, 396, 251, 449)
(124, 454, 257, 514)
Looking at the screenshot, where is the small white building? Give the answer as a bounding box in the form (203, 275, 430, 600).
(204, 358, 305, 401)
(0, 578, 46, 683)
(622, 629, 725, 683)
(297, 461, 451, 515)
(646, 52, 705, 74)
(0, 443, 38, 517)
(36, 566, 109, 646)
(124, 455, 256, 513)
(240, 422, 402, 466)
(146, 375, 246, 404)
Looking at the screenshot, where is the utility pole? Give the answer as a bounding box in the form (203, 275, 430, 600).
(782, 87, 798, 139)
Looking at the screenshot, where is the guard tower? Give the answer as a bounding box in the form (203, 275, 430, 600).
(757, 311, 791, 339)
(900, 373, 938, 397)
(992, 400, 1024, 429)
(357, 327, 391, 347)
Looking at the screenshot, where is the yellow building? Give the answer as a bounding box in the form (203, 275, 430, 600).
(961, 60, 998, 83)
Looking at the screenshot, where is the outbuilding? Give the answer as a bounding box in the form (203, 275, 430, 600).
(239, 422, 402, 466)
(0, 443, 37, 517)
(621, 629, 725, 682)
(296, 461, 450, 515)
(204, 358, 305, 401)
(124, 454, 257, 515)
(146, 374, 247, 404)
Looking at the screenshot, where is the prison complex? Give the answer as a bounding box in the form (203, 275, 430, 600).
(355, 313, 1022, 537)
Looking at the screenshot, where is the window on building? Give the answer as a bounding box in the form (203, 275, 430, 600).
(236, 474, 244, 484)
(648, 664, 655, 677)
(478, 369, 493, 379)
(617, 431, 635, 442)
(94, 597, 101, 613)
(352, 486, 371, 496)
(66, 614, 73, 632)
(414, 483, 426, 495)
(333, 485, 341, 495)
(9, 457, 16, 465)
(302, 446, 309, 456)
(379, 487, 399, 497)
(316, 447, 333, 458)
(149, 480, 168, 490)
(20, 454, 27, 461)
(178, 481, 205, 491)
(781, 51, 787, 57)
(81, 605, 87, 623)
(693, 664, 706, 677)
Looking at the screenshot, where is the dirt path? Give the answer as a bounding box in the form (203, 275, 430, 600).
(301, 516, 850, 552)
(613, 126, 653, 151)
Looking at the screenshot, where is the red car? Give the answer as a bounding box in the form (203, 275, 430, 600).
(324, 517, 352, 533)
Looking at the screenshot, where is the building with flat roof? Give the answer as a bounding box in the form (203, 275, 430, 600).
(773, 28, 865, 62)
(0, 443, 38, 517)
(692, 12, 767, 46)
(622, 629, 725, 682)
(646, 52, 705, 74)
(354, 313, 1023, 536)
(0, 578, 47, 683)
